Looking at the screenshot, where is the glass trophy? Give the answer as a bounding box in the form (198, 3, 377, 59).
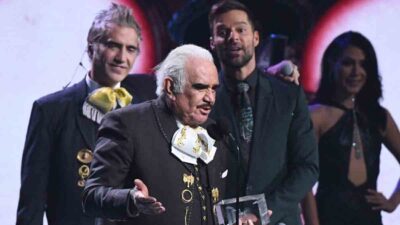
(215, 194, 269, 225)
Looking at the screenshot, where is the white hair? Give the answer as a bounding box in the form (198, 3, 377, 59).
(155, 44, 214, 96)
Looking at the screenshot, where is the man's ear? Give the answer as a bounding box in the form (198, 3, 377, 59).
(87, 44, 94, 60)
(164, 77, 176, 100)
(253, 30, 260, 48)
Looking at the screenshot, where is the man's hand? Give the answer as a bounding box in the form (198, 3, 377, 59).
(239, 214, 258, 225)
(365, 189, 397, 212)
(238, 210, 272, 225)
(266, 60, 300, 85)
(132, 179, 166, 215)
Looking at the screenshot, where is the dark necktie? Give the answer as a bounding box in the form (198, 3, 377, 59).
(237, 82, 253, 143)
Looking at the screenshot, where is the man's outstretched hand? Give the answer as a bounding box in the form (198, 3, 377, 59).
(132, 179, 166, 215)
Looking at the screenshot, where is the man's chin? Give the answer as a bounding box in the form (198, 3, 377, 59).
(221, 58, 245, 68)
(188, 118, 208, 127)
(106, 73, 129, 83)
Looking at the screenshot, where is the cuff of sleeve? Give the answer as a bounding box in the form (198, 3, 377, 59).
(127, 188, 140, 217)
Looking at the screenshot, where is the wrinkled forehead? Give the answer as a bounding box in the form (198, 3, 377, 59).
(185, 58, 218, 83)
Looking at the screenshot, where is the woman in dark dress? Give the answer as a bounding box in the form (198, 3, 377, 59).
(301, 31, 400, 225)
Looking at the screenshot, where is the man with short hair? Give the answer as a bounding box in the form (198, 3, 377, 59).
(82, 44, 227, 225)
(16, 4, 155, 225)
(208, 1, 318, 224)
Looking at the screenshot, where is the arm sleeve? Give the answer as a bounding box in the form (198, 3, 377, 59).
(268, 87, 319, 223)
(82, 111, 138, 219)
(17, 101, 53, 225)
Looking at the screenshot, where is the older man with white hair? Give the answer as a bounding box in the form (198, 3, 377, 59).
(82, 44, 228, 225)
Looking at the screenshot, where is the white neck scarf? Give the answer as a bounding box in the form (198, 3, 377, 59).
(171, 123, 217, 165)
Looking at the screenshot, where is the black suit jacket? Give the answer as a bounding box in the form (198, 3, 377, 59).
(82, 96, 228, 225)
(17, 75, 156, 225)
(210, 70, 318, 225)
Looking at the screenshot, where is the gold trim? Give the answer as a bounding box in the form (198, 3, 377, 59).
(78, 165, 90, 178)
(181, 189, 193, 203)
(184, 206, 189, 225)
(212, 187, 219, 203)
(76, 149, 93, 164)
(176, 127, 187, 147)
(183, 173, 194, 187)
(77, 179, 85, 187)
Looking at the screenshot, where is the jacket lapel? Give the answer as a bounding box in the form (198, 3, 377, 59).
(74, 79, 98, 150)
(252, 73, 273, 148)
(152, 96, 178, 145)
(214, 83, 240, 144)
(247, 73, 274, 190)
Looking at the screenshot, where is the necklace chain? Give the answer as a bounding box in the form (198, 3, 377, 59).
(351, 97, 363, 159)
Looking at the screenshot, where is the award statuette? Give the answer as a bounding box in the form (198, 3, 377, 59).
(215, 194, 269, 225)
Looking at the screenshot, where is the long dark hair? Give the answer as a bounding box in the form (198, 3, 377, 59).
(315, 31, 386, 130)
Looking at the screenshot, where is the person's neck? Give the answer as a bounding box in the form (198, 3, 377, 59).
(334, 91, 355, 109)
(89, 70, 118, 88)
(221, 59, 256, 81)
